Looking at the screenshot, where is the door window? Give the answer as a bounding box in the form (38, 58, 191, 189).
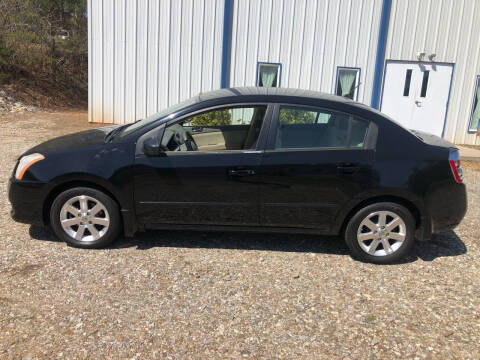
(420, 70, 430, 97)
(275, 106, 369, 149)
(403, 69, 413, 96)
(161, 106, 267, 151)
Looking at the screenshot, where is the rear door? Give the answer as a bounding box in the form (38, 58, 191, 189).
(258, 104, 376, 232)
(134, 104, 272, 227)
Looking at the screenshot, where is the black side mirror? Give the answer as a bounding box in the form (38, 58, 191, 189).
(143, 137, 166, 156)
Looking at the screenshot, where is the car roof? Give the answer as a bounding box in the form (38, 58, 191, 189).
(193, 87, 360, 107)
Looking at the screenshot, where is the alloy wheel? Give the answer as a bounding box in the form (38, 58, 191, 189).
(59, 195, 110, 242)
(356, 210, 406, 257)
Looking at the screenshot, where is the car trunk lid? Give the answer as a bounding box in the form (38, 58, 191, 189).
(410, 129, 455, 149)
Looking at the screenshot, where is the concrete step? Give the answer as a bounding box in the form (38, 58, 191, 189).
(456, 145, 480, 161)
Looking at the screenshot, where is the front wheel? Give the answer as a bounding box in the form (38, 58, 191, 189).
(50, 187, 122, 248)
(344, 202, 415, 264)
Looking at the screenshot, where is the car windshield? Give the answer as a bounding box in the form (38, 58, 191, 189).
(117, 96, 199, 138)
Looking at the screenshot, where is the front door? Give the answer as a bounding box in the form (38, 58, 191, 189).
(381, 61, 453, 137)
(259, 105, 375, 232)
(134, 104, 271, 226)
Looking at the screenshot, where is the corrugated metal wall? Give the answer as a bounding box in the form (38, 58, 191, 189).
(228, 0, 383, 105)
(89, 0, 383, 125)
(385, 0, 480, 145)
(88, 0, 480, 144)
(88, 0, 224, 124)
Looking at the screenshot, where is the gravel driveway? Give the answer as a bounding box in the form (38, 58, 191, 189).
(1, 112, 479, 359)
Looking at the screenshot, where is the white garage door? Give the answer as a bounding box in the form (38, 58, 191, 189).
(381, 61, 453, 137)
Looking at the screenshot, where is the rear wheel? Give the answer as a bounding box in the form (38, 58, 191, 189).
(50, 187, 121, 248)
(344, 202, 415, 264)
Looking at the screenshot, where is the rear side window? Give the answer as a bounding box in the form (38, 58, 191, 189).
(275, 106, 369, 149)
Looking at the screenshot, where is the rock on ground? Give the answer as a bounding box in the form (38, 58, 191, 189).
(0, 89, 38, 113)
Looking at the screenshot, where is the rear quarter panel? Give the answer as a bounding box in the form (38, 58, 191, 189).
(330, 106, 455, 236)
(367, 117, 465, 236)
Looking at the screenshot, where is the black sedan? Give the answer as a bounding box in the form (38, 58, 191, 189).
(8, 88, 467, 263)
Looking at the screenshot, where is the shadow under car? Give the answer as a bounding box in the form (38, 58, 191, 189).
(29, 225, 466, 264)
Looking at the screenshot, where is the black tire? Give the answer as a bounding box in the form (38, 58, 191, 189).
(50, 187, 122, 248)
(344, 202, 415, 264)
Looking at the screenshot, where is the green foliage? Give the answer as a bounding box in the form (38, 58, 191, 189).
(191, 110, 232, 126)
(0, 37, 12, 66)
(279, 109, 316, 124)
(0, 0, 88, 104)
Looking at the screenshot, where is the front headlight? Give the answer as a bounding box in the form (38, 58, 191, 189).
(15, 153, 45, 180)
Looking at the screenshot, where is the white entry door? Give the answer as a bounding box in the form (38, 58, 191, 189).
(381, 61, 453, 137)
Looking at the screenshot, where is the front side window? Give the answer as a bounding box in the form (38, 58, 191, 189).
(275, 106, 369, 149)
(469, 77, 480, 132)
(336, 67, 360, 100)
(257, 63, 281, 87)
(161, 106, 267, 151)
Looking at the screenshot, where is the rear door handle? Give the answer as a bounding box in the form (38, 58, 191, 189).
(228, 169, 256, 177)
(337, 162, 360, 174)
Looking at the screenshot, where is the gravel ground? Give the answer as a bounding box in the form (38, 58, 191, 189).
(1, 112, 479, 359)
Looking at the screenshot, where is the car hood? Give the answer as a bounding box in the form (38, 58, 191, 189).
(25, 125, 120, 155)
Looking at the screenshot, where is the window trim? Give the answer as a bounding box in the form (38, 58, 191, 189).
(467, 75, 480, 133)
(256, 62, 282, 87)
(266, 103, 374, 152)
(335, 66, 361, 101)
(159, 103, 274, 154)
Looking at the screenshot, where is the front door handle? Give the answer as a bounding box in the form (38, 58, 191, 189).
(337, 162, 360, 174)
(228, 169, 256, 177)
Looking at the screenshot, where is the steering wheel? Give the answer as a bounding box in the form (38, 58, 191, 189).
(162, 124, 197, 151)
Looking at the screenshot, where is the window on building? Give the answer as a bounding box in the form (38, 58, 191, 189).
(469, 76, 480, 132)
(336, 67, 360, 100)
(403, 69, 413, 96)
(161, 106, 267, 151)
(257, 63, 281, 87)
(420, 70, 429, 98)
(275, 106, 369, 149)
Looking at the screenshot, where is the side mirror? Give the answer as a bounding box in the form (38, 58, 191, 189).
(143, 137, 166, 156)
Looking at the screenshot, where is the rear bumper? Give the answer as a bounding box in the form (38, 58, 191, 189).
(8, 177, 47, 226)
(427, 182, 467, 234)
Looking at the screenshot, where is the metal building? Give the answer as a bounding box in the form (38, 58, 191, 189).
(89, 0, 480, 145)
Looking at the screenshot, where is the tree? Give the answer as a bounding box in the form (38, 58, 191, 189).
(279, 109, 316, 124)
(191, 109, 232, 126)
(0, 0, 88, 106)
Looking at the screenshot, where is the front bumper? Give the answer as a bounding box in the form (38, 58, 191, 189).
(8, 177, 47, 225)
